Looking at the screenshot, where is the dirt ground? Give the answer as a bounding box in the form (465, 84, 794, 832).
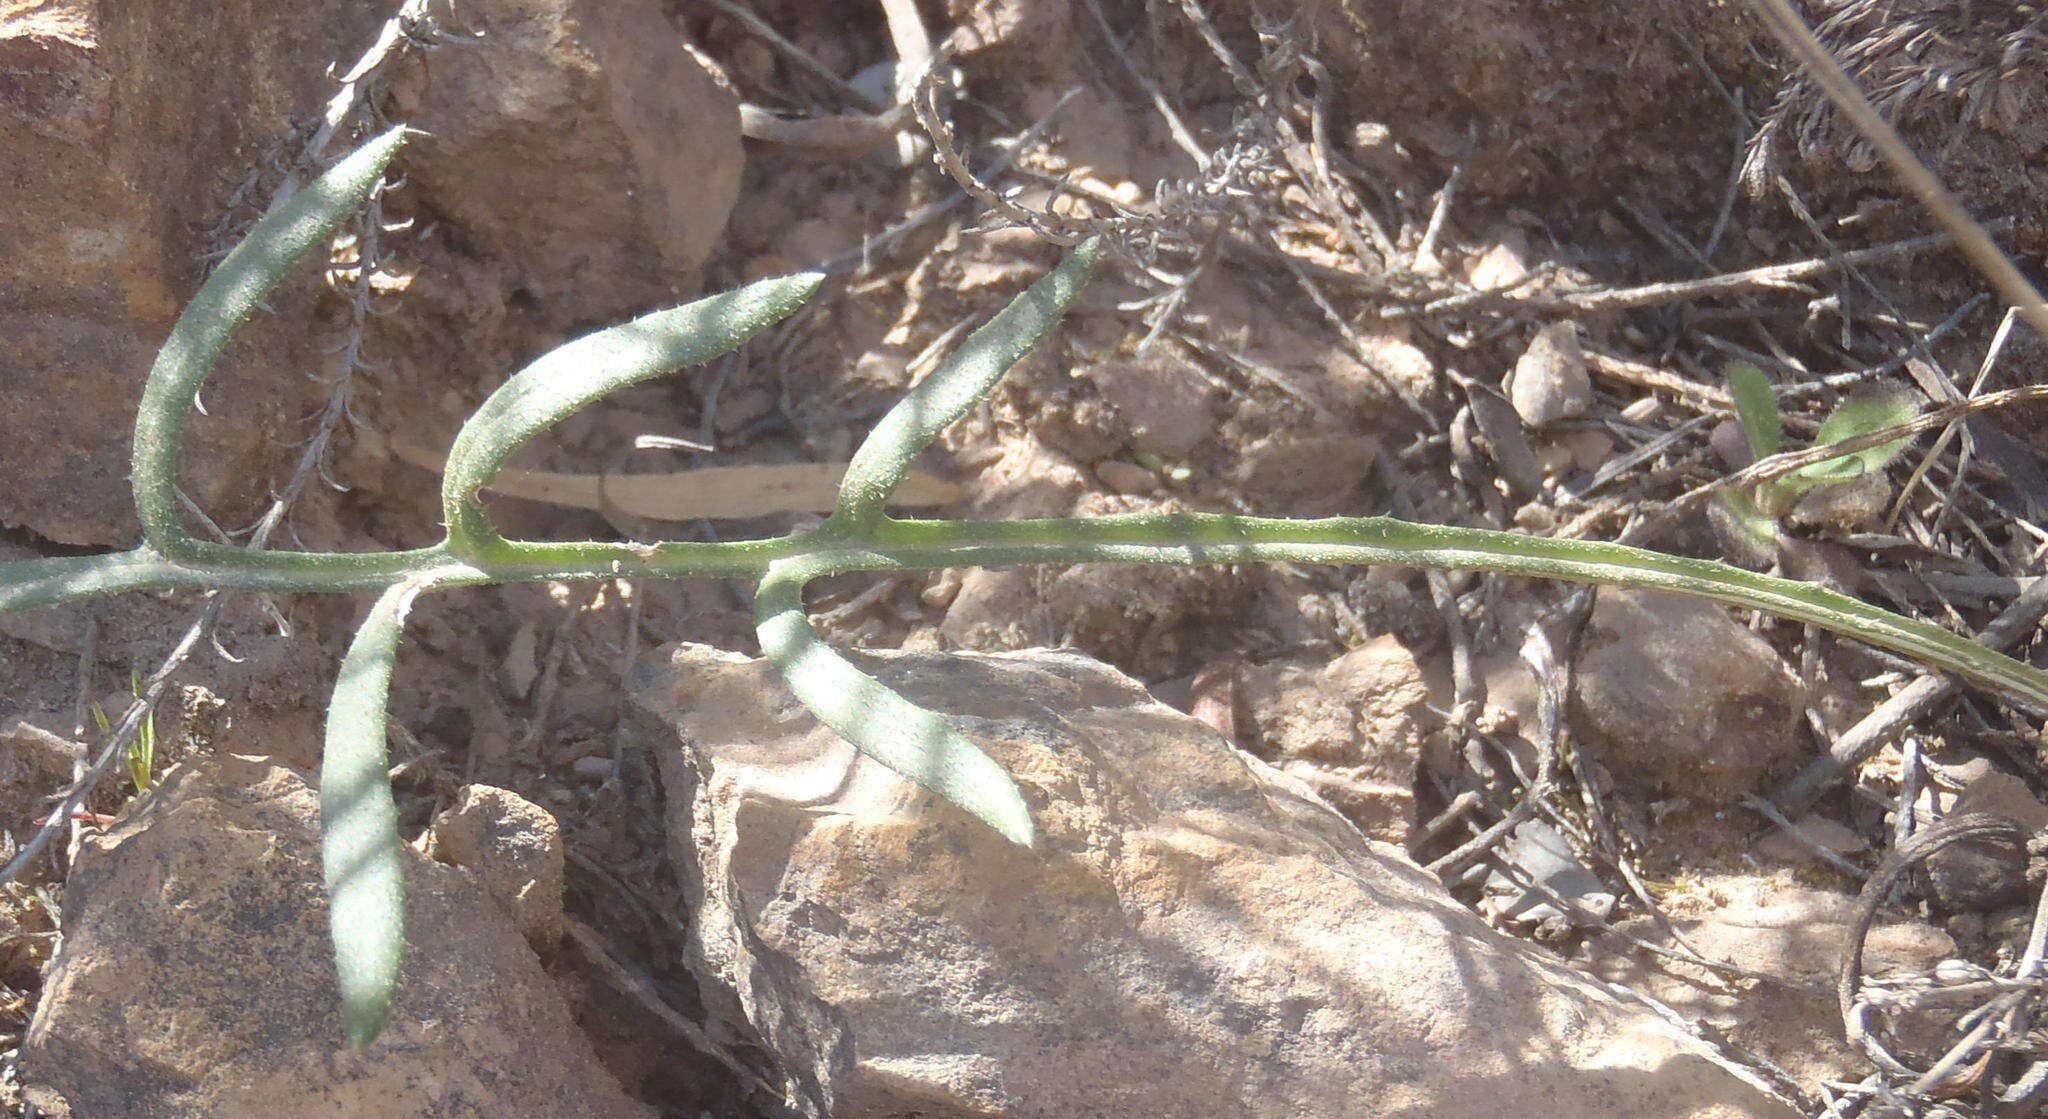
(7, 1, 2048, 1116)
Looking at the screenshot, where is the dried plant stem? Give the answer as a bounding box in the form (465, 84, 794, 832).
(1745, 0, 2048, 342)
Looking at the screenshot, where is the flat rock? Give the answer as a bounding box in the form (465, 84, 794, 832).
(629, 642, 1798, 1119)
(21, 754, 648, 1119)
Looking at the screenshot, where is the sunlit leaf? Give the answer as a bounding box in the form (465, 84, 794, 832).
(320, 581, 421, 1047)
(835, 238, 1102, 524)
(754, 560, 1034, 845)
(440, 273, 822, 554)
(134, 127, 409, 557)
(1795, 391, 1918, 485)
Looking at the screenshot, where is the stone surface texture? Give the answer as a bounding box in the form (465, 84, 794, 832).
(426, 782, 568, 951)
(1589, 874, 1958, 1087)
(20, 754, 650, 1119)
(1237, 635, 1437, 843)
(1573, 589, 1804, 806)
(1507, 321, 1592, 427)
(630, 642, 1799, 1119)
(0, 0, 387, 544)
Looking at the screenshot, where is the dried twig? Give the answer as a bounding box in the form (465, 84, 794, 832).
(1838, 813, 2026, 1071)
(1744, 0, 2048, 343)
(1774, 574, 2048, 816)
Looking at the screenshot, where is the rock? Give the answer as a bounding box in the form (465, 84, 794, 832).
(938, 567, 1050, 652)
(1709, 419, 1756, 471)
(1573, 590, 1803, 806)
(1587, 873, 1956, 1087)
(1094, 459, 1160, 495)
(0, 0, 391, 543)
(629, 642, 1800, 1119)
(1465, 235, 1533, 290)
(21, 755, 649, 1119)
(956, 434, 1090, 519)
(1922, 771, 2048, 911)
(1237, 636, 1436, 842)
(0, 0, 743, 546)
(1228, 431, 1379, 516)
(426, 784, 567, 951)
(385, 0, 741, 319)
(1034, 497, 1248, 676)
(1085, 359, 1217, 458)
(1506, 322, 1592, 428)
(0, 718, 84, 835)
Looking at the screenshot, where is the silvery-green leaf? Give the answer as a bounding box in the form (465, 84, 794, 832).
(754, 561, 1034, 845)
(835, 238, 1101, 524)
(134, 127, 409, 557)
(1795, 391, 1918, 486)
(1725, 361, 1783, 462)
(320, 581, 421, 1047)
(442, 273, 822, 553)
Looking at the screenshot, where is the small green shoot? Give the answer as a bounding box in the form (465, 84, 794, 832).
(89, 671, 157, 795)
(1717, 361, 1919, 549)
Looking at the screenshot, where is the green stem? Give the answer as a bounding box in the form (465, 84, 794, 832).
(8, 512, 2044, 708)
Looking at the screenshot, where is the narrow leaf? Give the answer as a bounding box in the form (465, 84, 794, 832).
(1796, 391, 1918, 484)
(754, 561, 1035, 845)
(321, 581, 422, 1047)
(835, 238, 1102, 524)
(441, 273, 822, 553)
(134, 127, 409, 558)
(1725, 361, 1783, 461)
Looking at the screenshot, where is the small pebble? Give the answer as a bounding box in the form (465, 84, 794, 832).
(1507, 322, 1591, 428)
(1095, 460, 1159, 495)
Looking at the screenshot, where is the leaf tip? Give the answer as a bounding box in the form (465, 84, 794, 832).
(342, 1002, 392, 1049)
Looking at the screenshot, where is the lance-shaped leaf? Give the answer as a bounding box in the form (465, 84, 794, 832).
(1725, 361, 1783, 462)
(834, 237, 1102, 525)
(134, 127, 409, 559)
(754, 560, 1034, 845)
(441, 273, 823, 555)
(321, 580, 423, 1047)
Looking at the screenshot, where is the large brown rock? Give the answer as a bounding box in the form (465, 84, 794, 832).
(0, 0, 390, 544)
(20, 754, 650, 1119)
(629, 642, 1799, 1119)
(384, 0, 741, 324)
